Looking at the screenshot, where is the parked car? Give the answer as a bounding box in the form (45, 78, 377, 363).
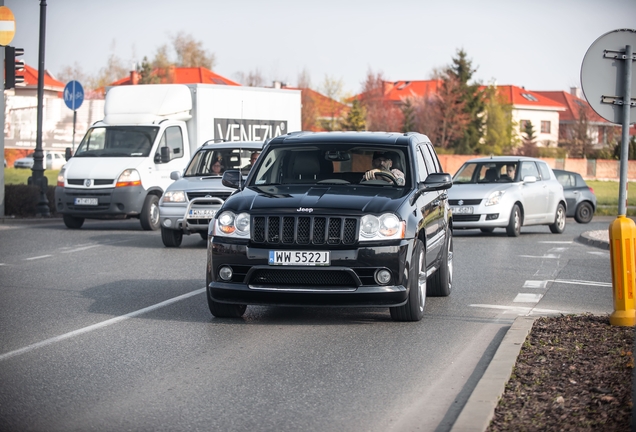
(159, 140, 264, 247)
(206, 131, 453, 321)
(449, 156, 567, 236)
(552, 169, 597, 223)
(13, 152, 66, 170)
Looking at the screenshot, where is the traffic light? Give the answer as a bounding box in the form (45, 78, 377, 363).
(5, 45, 24, 90)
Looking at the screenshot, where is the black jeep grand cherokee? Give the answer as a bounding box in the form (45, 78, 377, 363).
(206, 131, 453, 321)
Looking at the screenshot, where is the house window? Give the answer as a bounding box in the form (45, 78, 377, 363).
(541, 121, 551, 134)
(520, 120, 531, 131)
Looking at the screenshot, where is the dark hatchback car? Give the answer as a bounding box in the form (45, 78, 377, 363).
(552, 169, 597, 223)
(205, 131, 454, 321)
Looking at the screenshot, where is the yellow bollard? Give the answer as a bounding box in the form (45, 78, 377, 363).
(609, 215, 636, 326)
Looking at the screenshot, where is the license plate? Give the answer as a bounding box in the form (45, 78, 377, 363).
(268, 250, 330, 266)
(189, 209, 217, 218)
(74, 197, 98, 206)
(451, 206, 474, 214)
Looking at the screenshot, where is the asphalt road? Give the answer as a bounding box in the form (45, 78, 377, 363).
(0, 216, 615, 432)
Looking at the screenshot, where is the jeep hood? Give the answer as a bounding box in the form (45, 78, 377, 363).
(225, 185, 409, 214)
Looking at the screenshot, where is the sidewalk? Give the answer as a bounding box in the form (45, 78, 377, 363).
(450, 229, 610, 431)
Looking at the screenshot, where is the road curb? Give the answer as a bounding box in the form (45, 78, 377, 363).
(577, 231, 610, 250)
(450, 316, 536, 432)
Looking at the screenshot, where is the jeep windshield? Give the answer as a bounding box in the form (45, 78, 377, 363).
(74, 126, 159, 158)
(250, 145, 410, 187)
(453, 162, 519, 184)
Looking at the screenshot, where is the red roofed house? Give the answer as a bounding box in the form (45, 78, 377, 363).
(13, 63, 65, 97)
(283, 85, 349, 131)
(491, 85, 565, 148)
(534, 88, 621, 150)
(110, 66, 241, 87)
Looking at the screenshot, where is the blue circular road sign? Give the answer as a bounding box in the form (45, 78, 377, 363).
(64, 80, 84, 110)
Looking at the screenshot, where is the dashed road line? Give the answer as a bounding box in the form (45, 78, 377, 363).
(513, 293, 543, 303)
(0, 288, 206, 362)
(61, 245, 101, 253)
(523, 280, 548, 289)
(550, 278, 612, 287)
(24, 255, 52, 261)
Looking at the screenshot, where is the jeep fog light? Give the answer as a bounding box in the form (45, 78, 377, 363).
(219, 266, 233, 281)
(375, 269, 391, 285)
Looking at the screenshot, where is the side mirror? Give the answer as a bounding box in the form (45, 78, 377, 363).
(160, 147, 171, 163)
(170, 171, 181, 181)
(221, 169, 242, 189)
(65, 147, 72, 161)
(523, 175, 537, 184)
(421, 173, 453, 191)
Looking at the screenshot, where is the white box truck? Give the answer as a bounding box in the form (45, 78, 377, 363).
(54, 84, 301, 230)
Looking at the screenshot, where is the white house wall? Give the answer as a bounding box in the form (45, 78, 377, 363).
(512, 106, 561, 147)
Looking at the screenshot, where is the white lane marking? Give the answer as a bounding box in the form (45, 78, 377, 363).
(514, 293, 543, 303)
(588, 251, 609, 256)
(24, 255, 52, 261)
(549, 279, 612, 287)
(539, 241, 572, 244)
(519, 254, 560, 259)
(0, 288, 206, 362)
(548, 247, 568, 253)
(469, 304, 567, 314)
(0, 263, 5, 266)
(62, 245, 101, 253)
(523, 280, 548, 289)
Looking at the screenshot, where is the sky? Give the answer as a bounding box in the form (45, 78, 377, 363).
(4, 0, 636, 97)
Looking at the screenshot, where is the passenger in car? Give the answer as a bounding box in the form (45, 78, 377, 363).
(363, 151, 405, 185)
(211, 159, 224, 175)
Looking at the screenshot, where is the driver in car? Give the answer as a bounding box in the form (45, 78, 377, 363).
(363, 151, 405, 185)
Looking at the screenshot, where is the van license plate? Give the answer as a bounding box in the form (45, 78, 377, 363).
(269, 251, 330, 266)
(74, 198, 98, 206)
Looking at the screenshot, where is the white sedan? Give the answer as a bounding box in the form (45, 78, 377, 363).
(449, 156, 566, 236)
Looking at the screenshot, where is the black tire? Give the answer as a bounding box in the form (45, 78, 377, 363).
(480, 228, 495, 234)
(574, 202, 594, 224)
(161, 227, 183, 247)
(506, 204, 521, 237)
(199, 232, 208, 241)
(549, 203, 566, 233)
(63, 214, 84, 229)
(140, 194, 160, 231)
(205, 265, 246, 318)
(390, 239, 425, 321)
(428, 230, 452, 297)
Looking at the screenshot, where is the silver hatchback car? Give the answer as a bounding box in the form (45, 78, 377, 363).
(449, 156, 567, 236)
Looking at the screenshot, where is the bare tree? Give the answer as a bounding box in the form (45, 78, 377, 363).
(360, 69, 402, 132)
(56, 63, 91, 86)
(320, 75, 344, 131)
(172, 32, 216, 69)
(432, 74, 470, 150)
(298, 69, 318, 131)
(235, 69, 266, 87)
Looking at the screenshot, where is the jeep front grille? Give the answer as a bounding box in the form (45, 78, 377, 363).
(252, 215, 358, 246)
(249, 269, 357, 287)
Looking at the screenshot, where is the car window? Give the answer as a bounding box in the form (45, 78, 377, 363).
(537, 162, 552, 181)
(416, 146, 429, 182)
(555, 172, 575, 188)
(424, 144, 441, 173)
(520, 161, 540, 180)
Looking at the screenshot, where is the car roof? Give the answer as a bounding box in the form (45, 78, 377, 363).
(199, 141, 264, 151)
(268, 131, 429, 146)
(463, 156, 544, 163)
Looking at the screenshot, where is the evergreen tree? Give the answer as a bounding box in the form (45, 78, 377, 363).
(445, 49, 486, 154)
(480, 85, 517, 154)
(139, 57, 160, 84)
(340, 99, 366, 131)
(401, 98, 416, 133)
(521, 121, 538, 156)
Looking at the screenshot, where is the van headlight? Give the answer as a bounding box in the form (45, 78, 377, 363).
(115, 169, 141, 188)
(359, 213, 405, 241)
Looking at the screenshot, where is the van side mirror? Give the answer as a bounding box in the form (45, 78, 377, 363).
(65, 147, 72, 161)
(160, 147, 171, 163)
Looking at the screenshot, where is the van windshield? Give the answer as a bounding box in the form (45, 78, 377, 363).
(75, 126, 159, 157)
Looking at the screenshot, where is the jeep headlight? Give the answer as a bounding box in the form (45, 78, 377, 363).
(360, 213, 405, 241)
(162, 191, 186, 203)
(214, 211, 250, 237)
(485, 190, 505, 206)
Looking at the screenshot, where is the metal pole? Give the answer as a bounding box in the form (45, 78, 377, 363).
(618, 44, 632, 216)
(32, 0, 49, 216)
(0, 0, 5, 218)
(72, 109, 76, 152)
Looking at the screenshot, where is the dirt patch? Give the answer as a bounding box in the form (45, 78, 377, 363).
(487, 314, 634, 431)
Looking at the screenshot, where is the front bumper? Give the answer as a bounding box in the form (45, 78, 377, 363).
(54, 185, 146, 219)
(207, 240, 411, 307)
(451, 202, 512, 229)
(160, 197, 224, 234)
